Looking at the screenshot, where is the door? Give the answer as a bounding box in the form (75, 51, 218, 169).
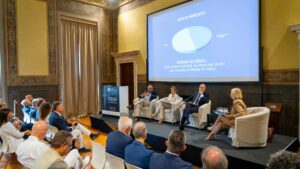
(120, 63, 134, 103)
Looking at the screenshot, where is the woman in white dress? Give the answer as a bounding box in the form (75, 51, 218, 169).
(0, 108, 31, 153)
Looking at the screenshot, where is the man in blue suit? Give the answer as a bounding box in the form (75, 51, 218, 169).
(49, 101, 99, 152)
(149, 130, 193, 169)
(125, 122, 154, 169)
(179, 84, 209, 130)
(106, 117, 133, 159)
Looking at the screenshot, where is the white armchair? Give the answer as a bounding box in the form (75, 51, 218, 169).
(155, 97, 183, 123)
(134, 98, 158, 119)
(228, 107, 270, 148)
(180, 100, 212, 129)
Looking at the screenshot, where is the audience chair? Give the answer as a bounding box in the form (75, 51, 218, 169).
(180, 100, 212, 129)
(125, 162, 142, 169)
(228, 107, 270, 148)
(105, 152, 125, 169)
(91, 141, 106, 169)
(47, 125, 58, 139)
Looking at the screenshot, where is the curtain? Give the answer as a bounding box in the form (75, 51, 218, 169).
(0, 0, 6, 101)
(59, 18, 99, 117)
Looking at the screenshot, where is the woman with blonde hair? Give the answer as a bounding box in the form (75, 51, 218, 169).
(206, 88, 247, 140)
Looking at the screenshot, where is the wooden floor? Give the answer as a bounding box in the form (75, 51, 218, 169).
(1, 117, 199, 169)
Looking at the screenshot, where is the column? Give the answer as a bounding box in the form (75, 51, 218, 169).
(289, 24, 300, 139)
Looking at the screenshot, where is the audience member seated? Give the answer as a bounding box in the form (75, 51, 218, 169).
(38, 102, 55, 141)
(179, 84, 209, 130)
(133, 84, 158, 121)
(106, 116, 133, 159)
(29, 99, 40, 121)
(49, 101, 99, 152)
(37, 98, 46, 108)
(267, 150, 300, 169)
(149, 130, 193, 169)
(16, 121, 49, 168)
(0, 108, 31, 152)
(151, 86, 182, 123)
(39, 102, 52, 122)
(201, 146, 228, 169)
(48, 160, 70, 169)
(33, 130, 90, 169)
(22, 99, 33, 123)
(206, 88, 247, 140)
(21, 94, 33, 106)
(125, 122, 154, 169)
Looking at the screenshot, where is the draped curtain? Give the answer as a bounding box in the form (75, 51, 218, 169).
(0, 0, 5, 101)
(59, 17, 99, 117)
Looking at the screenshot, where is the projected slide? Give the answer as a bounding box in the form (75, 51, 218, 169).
(147, 0, 259, 82)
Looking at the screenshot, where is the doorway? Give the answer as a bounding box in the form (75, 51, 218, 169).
(120, 62, 134, 103)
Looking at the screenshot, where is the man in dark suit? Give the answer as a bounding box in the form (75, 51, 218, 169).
(125, 122, 154, 169)
(49, 101, 99, 152)
(149, 130, 193, 169)
(133, 84, 158, 121)
(179, 84, 209, 130)
(106, 117, 133, 159)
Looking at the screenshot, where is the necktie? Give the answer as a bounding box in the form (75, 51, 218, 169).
(193, 93, 201, 105)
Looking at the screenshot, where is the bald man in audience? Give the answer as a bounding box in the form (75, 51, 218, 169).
(125, 122, 154, 169)
(201, 146, 228, 169)
(16, 121, 49, 168)
(106, 116, 133, 159)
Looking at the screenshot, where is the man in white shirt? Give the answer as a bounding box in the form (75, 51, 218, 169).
(16, 121, 49, 168)
(32, 130, 90, 169)
(151, 86, 182, 123)
(17, 121, 90, 169)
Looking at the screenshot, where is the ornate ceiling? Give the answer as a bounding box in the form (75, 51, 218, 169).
(75, 0, 134, 9)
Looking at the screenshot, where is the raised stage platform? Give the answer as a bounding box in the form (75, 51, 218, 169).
(90, 114, 299, 169)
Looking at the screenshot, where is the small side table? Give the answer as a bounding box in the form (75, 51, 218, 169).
(265, 102, 283, 133)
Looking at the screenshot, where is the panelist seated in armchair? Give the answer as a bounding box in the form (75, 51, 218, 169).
(206, 88, 247, 140)
(179, 84, 209, 130)
(133, 84, 158, 121)
(151, 86, 182, 123)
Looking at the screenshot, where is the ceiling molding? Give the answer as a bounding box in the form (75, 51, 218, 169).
(74, 0, 134, 9)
